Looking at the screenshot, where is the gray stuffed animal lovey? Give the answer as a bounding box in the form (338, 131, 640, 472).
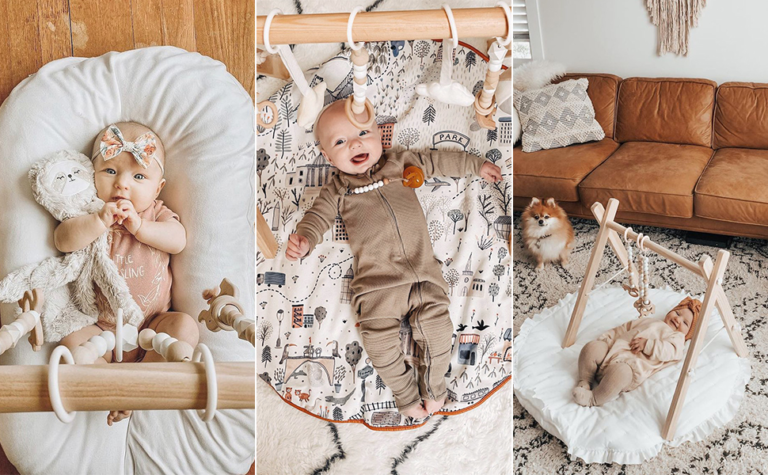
(0, 150, 143, 341)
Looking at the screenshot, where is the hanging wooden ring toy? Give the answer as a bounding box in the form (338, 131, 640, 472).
(256, 100, 278, 129)
(345, 6, 376, 131)
(621, 227, 640, 298)
(474, 2, 511, 130)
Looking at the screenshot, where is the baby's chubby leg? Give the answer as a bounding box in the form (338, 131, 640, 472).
(573, 339, 609, 405)
(356, 286, 428, 419)
(580, 362, 634, 407)
(142, 311, 200, 363)
(60, 324, 112, 364)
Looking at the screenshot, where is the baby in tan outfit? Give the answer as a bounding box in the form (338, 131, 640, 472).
(54, 122, 199, 425)
(573, 297, 701, 407)
(285, 101, 502, 418)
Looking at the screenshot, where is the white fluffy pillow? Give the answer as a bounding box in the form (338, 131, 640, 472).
(513, 60, 566, 92)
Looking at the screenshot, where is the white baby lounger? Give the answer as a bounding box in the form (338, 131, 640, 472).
(514, 288, 751, 464)
(0, 47, 254, 474)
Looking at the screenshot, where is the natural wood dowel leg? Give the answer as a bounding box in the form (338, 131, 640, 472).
(592, 201, 629, 268)
(562, 199, 620, 348)
(662, 250, 730, 441)
(700, 257, 749, 358)
(714, 288, 749, 358)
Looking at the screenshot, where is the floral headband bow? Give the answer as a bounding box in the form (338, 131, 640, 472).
(92, 124, 164, 174)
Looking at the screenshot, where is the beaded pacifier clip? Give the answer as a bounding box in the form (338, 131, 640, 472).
(348, 166, 424, 194)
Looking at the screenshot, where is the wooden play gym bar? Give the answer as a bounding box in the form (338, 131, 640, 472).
(256, 6, 511, 259)
(256, 7, 509, 45)
(563, 198, 749, 441)
(0, 279, 254, 419)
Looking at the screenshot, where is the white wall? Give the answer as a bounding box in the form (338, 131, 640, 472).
(537, 0, 768, 85)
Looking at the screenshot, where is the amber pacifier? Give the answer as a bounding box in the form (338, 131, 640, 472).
(402, 166, 424, 188)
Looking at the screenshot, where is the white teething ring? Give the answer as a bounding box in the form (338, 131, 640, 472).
(636, 232, 644, 250)
(495, 2, 512, 46)
(263, 9, 283, 55)
(623, 226, 632, 242)
(641, 235, 649, 251)
(49, 345, 76, 423)
(442, 5, 459, 51)
(347, 6, 366, 51)
(193, 344, 217, 422)
(115, 308, 123, 362)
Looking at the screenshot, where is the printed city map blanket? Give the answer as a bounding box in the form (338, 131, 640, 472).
(257, 39, 511, 429)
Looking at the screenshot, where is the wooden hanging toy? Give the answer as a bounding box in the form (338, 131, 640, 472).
(345, 6, 376, 130)
(562, 198, 749, 441)
(70, 308, 194, 364)
(199, 278, 255, 346)
(0, 288, 44, 355)
(473, 2, 511, 130)
(620, 227, 640, 298)
(633, 233, 655, 317)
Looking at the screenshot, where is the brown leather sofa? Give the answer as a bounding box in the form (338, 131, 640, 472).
(513, 74, 768, 239)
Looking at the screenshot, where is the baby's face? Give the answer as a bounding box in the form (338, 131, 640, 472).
(317, 102, 383, 175)
(664, 307, 694, 335)
(92, 124, 165, 214)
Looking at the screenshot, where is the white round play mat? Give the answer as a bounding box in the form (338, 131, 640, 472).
(514, 286, 751, 464)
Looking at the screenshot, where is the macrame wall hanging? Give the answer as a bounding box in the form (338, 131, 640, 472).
(646, 0, 706, 56)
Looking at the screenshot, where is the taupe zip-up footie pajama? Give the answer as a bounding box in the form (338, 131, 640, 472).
(296, 150, 488, 412)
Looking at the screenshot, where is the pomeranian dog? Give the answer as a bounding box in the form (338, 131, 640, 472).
(522, 197, 574, 270)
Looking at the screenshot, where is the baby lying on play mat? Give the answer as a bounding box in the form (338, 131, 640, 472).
(285, 100, 502, 419)
(573, 297, 701, 407)
(54, 122, 199, 425)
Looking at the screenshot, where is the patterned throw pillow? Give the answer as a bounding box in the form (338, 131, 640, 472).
(513, 78, 605, 153)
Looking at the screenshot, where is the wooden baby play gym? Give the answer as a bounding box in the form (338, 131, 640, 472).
(565, 198, 749, 441)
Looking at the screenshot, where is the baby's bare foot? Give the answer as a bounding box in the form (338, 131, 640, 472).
(401, 403, 428, 419)
(423, 397, 446, 414)
(107, 410, 132, 426)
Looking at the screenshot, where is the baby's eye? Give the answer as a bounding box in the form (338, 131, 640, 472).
(134, 173, 145, 180)
(359, 130, 369, 136)
(105, 169, 116, 175)
(335, 139, 344, 146)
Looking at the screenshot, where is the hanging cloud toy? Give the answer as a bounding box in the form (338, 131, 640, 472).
(416, 5, 474, 107)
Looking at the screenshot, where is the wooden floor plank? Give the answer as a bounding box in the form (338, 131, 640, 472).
(37, 0, 72, 64)
(193, 0, 254, 100)
(69, 0, 134, 57)
(0, 1, 15, 104)
(161, 0, 196, 52)
(0, 0, 43, 104)
(131, 0, 164, 48)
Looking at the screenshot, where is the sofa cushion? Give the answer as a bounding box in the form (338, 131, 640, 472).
(578, 141, 713, 218)
(615, 78, 716, 147)
(555, 73, 621, 138)
(514, 78, 605, 152)
(694, 148, 768, 225)
(714, 82, 768, 149)
(513, 138, 619, 202)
